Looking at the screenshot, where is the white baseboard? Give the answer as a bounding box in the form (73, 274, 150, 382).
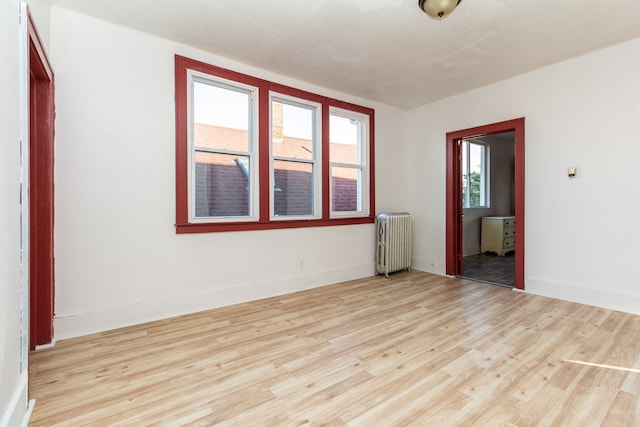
(34, 339, 56, 351)
(411, 258, 443, 275)
(54, 263, 374, 340)
(0, 373, 29, 427)
(525, 277, 640, 315)
(20, 400, 34, 427)
(462, 251, 481, 257)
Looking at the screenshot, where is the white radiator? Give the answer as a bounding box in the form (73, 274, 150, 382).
(376, 212, 411, 277)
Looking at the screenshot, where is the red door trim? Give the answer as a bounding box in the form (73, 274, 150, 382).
(28, 7, 55, 348)
(446, 118, 525, 290)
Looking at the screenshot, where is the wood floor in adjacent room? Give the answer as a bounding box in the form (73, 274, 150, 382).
(29, 271, 640, 426)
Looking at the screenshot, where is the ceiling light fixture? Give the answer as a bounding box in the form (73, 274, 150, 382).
(418, 0, 461, 20)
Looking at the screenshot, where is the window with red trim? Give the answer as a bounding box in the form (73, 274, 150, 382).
(175, 55, 375, 233)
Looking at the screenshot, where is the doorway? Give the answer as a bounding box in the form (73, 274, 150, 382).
(27, 8, 55, 349)
(459, 133, 515, 287)
(445, 118, 525, 290)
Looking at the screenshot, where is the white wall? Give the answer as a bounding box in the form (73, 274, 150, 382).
(1, 2, 34, 426)
(49, 7, 408, 339)
(408, 37, 640, 313)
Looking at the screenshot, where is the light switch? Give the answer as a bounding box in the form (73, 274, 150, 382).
(568, 167, 576, 178)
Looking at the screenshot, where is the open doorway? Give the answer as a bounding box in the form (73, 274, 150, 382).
(458, 133, 515, 287)
(445, 118, 525, 290)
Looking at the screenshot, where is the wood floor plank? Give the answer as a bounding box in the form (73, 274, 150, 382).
(603, 390, 638, 427)
(29, 271, 640, 426)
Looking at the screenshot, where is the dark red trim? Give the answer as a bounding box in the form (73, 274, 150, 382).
(258, 84, 271, 221)
(175, 55, 265, 91)
(368, 113, 376, 216)
(174, 55, 375, 233)
(445, 134, 461, 276)
(446, 118, 525, 290)
(328, 98, 376, 116)
(174, 58, 189, 225)
(27, 10, 52, 80)
(176, 216, 374, 234)
(28, 6, 56, 348)
(513, 121, 525, 290)
(321, 104, 330, 219)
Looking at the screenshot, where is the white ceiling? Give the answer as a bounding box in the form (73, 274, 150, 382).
(50, 0, 640, 109)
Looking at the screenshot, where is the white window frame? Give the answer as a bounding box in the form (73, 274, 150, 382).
(329, 107, 370, 218)
(187, 69, 260, 223)
(269, 92, 322, 220)
(462, 139, 489, 209)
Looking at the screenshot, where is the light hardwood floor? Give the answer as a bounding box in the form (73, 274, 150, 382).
(29, 271, 640, 426)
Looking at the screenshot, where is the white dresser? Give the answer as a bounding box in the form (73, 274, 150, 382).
(481, 216, 515, 256)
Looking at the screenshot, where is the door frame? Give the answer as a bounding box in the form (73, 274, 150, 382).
(27, 6, 55, 348)
(445, 118, 525, 290)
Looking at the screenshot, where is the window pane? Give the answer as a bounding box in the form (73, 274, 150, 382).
(469, 143, 483, 206)
(330, 115, 360, 165)
(461, 141, 487, 208)
(462, 141, 469, 208)
(332, 166, 361, 212)
(193, 81, 250, 153)
(273, 160, 313, 216)
(194, 152, 250, 217)
(272, 101, 313, 161)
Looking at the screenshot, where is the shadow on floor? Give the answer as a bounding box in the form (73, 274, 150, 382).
(459, 252, 515, 288)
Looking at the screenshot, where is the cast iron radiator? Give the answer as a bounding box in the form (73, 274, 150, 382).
(376, 212, 412, 277)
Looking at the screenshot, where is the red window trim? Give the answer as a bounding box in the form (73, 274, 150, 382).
(175, 55, 375, 233)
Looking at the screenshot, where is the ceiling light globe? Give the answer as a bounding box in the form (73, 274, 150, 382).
(418, 0, 462, 20)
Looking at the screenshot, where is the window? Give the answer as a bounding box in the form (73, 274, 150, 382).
(461, 140, 489, 208)
(191, 76, 258, 221)
(270, 96, 321, 219)
(175, 55, 375, 233)
(329, 108, 369, 216)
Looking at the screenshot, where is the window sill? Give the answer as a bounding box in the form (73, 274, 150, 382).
(175, 216, 375, 233)
(463, 206, 491, 210)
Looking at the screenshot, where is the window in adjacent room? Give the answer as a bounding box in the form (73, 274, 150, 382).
(461, 139, 489, 208)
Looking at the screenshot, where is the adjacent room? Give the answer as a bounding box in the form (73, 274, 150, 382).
(2, 0, 640, 425)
